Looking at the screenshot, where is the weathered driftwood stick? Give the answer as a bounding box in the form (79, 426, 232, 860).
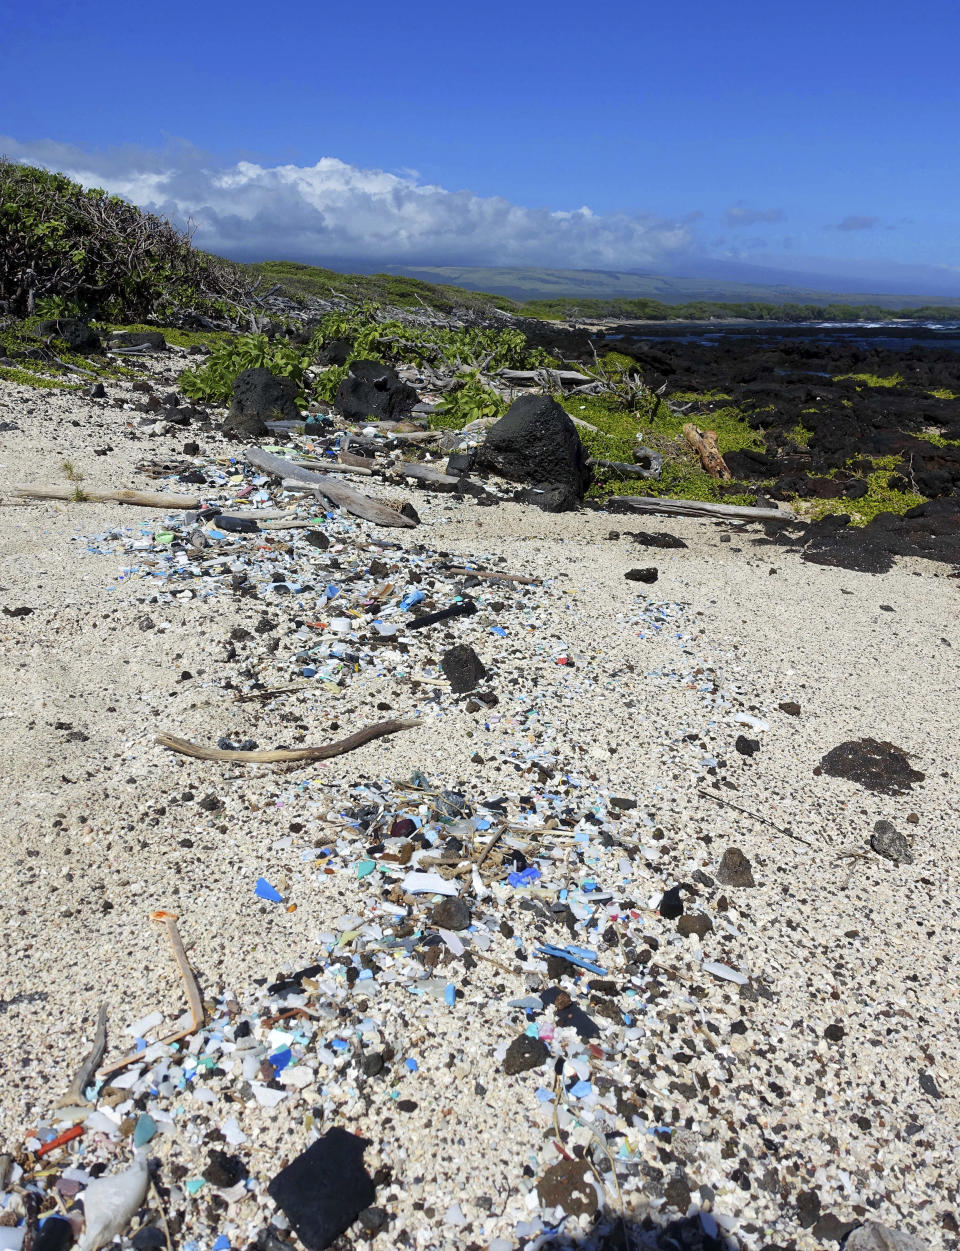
(393, 461, 462, 490)
(13, 485, 201, 508)
(339, 450, 376, 469)
(591, 459, 661, 480)
(443, 565, 538, 585)
(607, 495, 797, 523)
(682, 424, 731, 480)
(497, 368, 592, 384)
(101, 911, 205, 1077)
(293, 458, 373, 476)
(157, 716, 420, 764)
(53, 1004, 107, 1108)
(245, 446, 416, 528)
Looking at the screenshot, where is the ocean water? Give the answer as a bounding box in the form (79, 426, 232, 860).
(604, 320, 960, 353)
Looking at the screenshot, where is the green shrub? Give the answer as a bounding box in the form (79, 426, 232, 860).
(1, 160, 259, 324)
(180, 334, 311, 404)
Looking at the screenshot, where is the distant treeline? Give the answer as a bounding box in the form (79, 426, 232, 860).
(519, 297, 960, 323)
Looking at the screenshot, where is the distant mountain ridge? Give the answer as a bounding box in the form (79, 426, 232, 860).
(374, 264, 960, 309)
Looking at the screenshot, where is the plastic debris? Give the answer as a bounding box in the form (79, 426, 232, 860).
(254, 877, 283, 903)
(266, 1130, 375, 1251)
(76, 1151, 149, 1251)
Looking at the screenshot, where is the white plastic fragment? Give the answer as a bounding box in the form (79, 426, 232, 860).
(732, 713, 770, 732)
(702, 960, 749, 985)
(125, 1011, 163, 1038)
(437, 928, 465, 956)
(77, 1150, 149, 1251)
(401, 871, 459, 896)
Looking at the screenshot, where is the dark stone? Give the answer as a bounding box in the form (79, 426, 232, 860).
(735, 734, 760, 756)
(109, 330, 167, 350)
(361, 1051, 384, 1076)
(203, 1149, 247, 1187)
(919, 1071, 942, 1099)
(658, 885, 685, 919)
(315, 338, 351, 366)
(88, 382, 106, 399)
(796, 1188, 821, 1228)
(625, 567, 659, 584)
(266, 1129, 376, 1251)
(334, 360, 418, 422)
(503, 1033, 549, 1075)
(440, 644, 486, 694)
(445, 451, 475, 477)
(33, 1217, 75, 1251)
(131, 1229, 168, 1250)
(820, 738, 925, 795)
(778, 701, 801, 716)
(677, 912, 713, 938)
(475, 395, 591, 511)
(226, 368, 301, 437)
(536, 1158, 598, 1218)
(823, 1023, 845, 1043)
(626, 530, 687, 549)
(430, 897, 470, 931)
(198, 793, 222, 812)
(812, 1213, 859, 1242)
(664, 1170, 692, 1212)
(610, 796, 637, 809)
(871, 819, 914, 865)
(512, 484, 576, 513)
(34, 319, 101, 354)
(846, 1221, 930, 1251)
(356, 1207, 388, 1234)
(716, 847, 756, 887)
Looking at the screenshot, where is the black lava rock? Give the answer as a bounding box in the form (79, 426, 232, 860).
(658, 885, 685, 919)
(430, 897, 471, 931)
(475, 394, 591, 512)
(625, 567, 659, 583)
(203, 1149, 247, 1187)
(870, 819, 914, 865)
(716, 847, 756, 887)
(503, 1033, 549, 1075)
(819, 738, 925, 795)
(226, 368, 301, 437)
(334, 360, 418, 422)
(34, 318, 101, 354)
(266, 1129, 376, 1251)
(440, 643, 486, 694)
(735, 734, 760, 756)
(677, 912, 713, 938)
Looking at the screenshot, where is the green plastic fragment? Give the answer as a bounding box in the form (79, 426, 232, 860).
(356, 859, 376, 879)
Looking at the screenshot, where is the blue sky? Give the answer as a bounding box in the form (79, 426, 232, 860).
(4, 0, 960, 292)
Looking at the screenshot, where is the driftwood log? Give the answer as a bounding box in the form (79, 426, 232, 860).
(591, 458, 662, 480)
(12, 485, 201, 508)
(607, 495, 797, 523)
(245, 447, 416, 528)
(157, 716, 419, 764)
(682, 424, 731, 480)
(393, 461, 462, 491)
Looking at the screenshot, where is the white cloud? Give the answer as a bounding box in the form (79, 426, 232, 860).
(725, 203, 786, 227)
(1, 136, 694, 269)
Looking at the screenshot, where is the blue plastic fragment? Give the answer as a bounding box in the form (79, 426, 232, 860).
(490, 626, 508, 637)
(254, 877, 283, 903)
(569, 1080, 593, 1099)
(269, 1047, 292, 1073)
(405, 1058, 418, 1072)
(508, 866, 542, 887)
(444, 983, 456, 1007)
(536, 944, 608, 976)
(213, 1238, 231, 1251)
(399, 590, 425, 611)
